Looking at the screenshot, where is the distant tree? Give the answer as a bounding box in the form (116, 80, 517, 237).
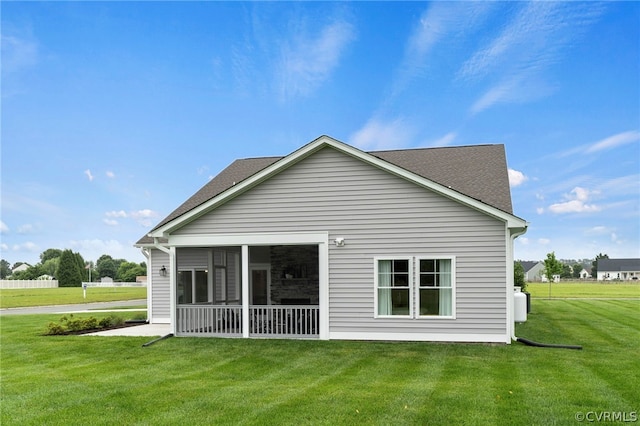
(42, 258, 60, 278)
(592, 253, 609, 278)
(514, 262, 526, 291)
(0, 259, 11, 279)
(544, 252, 563, 282)
(40, 248, 63, 263)
(561, 264, 572, 279)
(116, 261, 147, 282)
(572, 263, 583, 279)
(96, 255, 117, 279)
(57, 249, 82, 287)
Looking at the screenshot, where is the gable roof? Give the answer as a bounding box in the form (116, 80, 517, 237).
(597, 258, 640, 272)
(518, 261, 541, 273)
(137, 136, 525, 245)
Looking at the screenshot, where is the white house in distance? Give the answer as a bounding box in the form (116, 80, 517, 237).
(596, 258, 640, 281)
(136, 136, 528, 344)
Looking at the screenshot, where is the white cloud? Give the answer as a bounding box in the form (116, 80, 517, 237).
(130, 209, 159, 227)
(426, 132, 457, 148)
(1, 243, 8, 252)
(548, 186, 601, 214)
(508, 169, 528, 187)
(585, 130, 640, 154)
(17, 224, 36, 234)
(103, 219, 119, 226)
(106, 171, 115, 178)
(1, 34, 38, 74)
(518, 237, 529, 245)
(105, 210, 128, 218)
(278, 18, 355, 101)
(536, 207, 544, 215)
(392, 2, 493, 96)
(462, 2, 604, 113)
(349, 117, 415, 151)
(538, 238, 550, 245)
(84, 169, 94, 182)
(585, 226, 610, 236)
(11, 242, 39, 253)
(0, 220, 9, 234)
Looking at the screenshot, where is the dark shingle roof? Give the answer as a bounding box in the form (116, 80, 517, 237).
(597, 258, 640, 272)
(137, 142, 515, 245)
(518, 261, 540, 272)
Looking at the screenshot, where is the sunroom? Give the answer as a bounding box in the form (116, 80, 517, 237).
(174, 244, 321, 338)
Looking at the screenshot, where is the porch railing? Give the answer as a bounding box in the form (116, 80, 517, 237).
(249, 305, 319, 337)
(176, 305, 242, 336)
(176, 305, 319, 338)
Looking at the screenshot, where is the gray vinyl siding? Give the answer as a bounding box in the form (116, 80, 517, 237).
(174, 147, 508, 337)
(150, 249, 170, 321)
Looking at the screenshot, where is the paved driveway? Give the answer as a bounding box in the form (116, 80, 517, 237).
(0, 299, 147, 316)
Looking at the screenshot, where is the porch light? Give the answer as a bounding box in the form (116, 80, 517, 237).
(159, 265, 167, 277)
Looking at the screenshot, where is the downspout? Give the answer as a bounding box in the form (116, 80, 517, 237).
(153, 238, 176, 335)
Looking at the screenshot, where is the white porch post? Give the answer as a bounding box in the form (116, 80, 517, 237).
(169, 246, 177, 335)
(241, 245, 250, 338)
(319, 240, 329, 340)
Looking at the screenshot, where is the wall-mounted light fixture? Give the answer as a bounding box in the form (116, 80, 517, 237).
(334, 237, 345, 247)
(159, 265, 167, 277)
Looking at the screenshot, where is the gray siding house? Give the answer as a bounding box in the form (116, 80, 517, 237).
(136, 136, 528, 343)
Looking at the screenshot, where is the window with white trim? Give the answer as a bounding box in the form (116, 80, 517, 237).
(375, 257, 455, 318)
(376, 259, 411, 316)
(418, 258, 453, 317)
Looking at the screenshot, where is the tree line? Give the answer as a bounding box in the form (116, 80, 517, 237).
(0, 248, 146, 287)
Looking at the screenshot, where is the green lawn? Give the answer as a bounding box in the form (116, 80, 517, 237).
(1, 299, 638, 425)
(525, 282, 640, 299)
(0, 287, 147, 309)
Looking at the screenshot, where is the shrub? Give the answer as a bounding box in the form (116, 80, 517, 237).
(44, 314, 125, 335)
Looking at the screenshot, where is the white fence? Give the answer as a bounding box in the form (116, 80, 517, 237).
(0, 280, 146, 289)
(0, 280, 59, 289)
(83, 282, 147, 287)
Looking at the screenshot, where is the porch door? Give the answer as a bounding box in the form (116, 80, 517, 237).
(250, 264, 271, 305)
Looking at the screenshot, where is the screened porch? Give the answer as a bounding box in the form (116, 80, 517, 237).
(174, 245, 320, 338)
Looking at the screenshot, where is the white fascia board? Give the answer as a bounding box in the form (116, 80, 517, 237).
(167, 232, 329, 247)
(149, 135, 527, 237)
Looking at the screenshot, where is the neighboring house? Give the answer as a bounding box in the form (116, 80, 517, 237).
(596, 258, 640, 281)
(136, 136, 528, 344)
(579, 267, 592, 279)
(11, 263, 30, 274)
(519, 261, 544, 282)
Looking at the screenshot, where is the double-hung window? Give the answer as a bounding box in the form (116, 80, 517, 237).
(418, 258, 453, 317)
(376, 259, 411, 316)
(375, 257, 454, 318)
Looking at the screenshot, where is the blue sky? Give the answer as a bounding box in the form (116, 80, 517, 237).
(1, 1, 638, 267)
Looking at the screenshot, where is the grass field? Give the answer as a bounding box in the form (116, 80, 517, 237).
(525, 282, 640, 299)
(0, 287, 147, 309)
(1, 299, 638, 425)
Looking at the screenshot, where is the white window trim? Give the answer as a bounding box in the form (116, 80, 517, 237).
(374, 257, 413, 319)
(373, 256, 456, 320)
(416, 256, 456, 320)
